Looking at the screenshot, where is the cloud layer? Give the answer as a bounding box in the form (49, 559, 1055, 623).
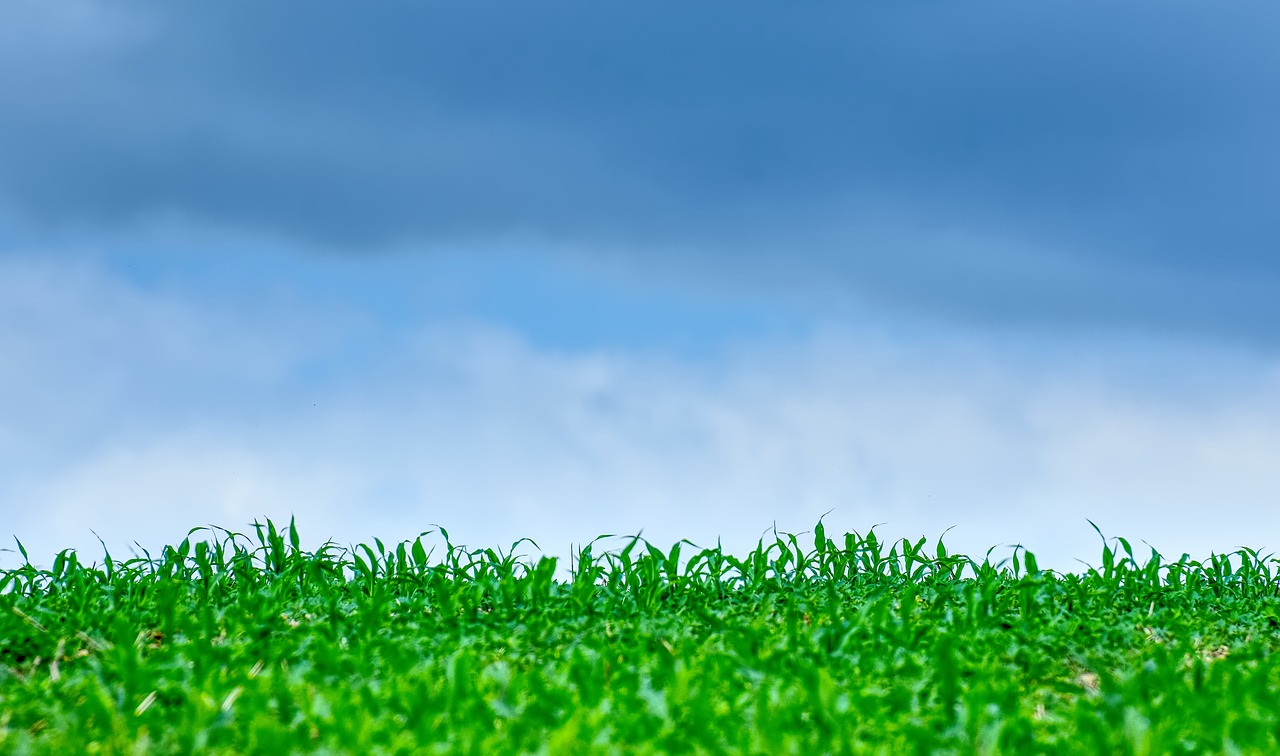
(2, 0, 1279, 342)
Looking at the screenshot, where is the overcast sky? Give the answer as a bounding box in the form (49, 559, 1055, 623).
(3, 0, 1279, 573)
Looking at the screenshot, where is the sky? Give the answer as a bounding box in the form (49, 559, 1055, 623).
(2, 0, 1279, 573)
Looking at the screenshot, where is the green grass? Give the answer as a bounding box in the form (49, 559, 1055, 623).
(3, 518, 1280, 754)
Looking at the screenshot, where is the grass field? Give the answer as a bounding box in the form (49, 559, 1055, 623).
(3, 518, 1280, 754)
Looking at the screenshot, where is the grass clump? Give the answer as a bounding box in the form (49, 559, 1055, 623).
(3, 518, 1280, 754)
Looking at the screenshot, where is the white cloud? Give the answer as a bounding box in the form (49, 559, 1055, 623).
(3, 252, 1278, 576)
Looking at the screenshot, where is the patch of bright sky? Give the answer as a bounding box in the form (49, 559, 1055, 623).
(68, 232, 812, 365)
(35, 222, 1280, 412)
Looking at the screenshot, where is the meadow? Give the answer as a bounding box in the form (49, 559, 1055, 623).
(3, 518, 1280, 754)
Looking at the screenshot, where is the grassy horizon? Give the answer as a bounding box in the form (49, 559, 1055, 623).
(3, 518, 1280, 753)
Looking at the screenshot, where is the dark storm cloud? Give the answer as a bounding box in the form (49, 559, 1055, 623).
(2, 0, 1278, 340)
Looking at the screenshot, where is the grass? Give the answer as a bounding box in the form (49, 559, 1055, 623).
(2, 518, 1280, 754)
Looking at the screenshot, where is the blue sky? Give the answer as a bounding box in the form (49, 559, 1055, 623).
(2, 0, 1279, 571)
